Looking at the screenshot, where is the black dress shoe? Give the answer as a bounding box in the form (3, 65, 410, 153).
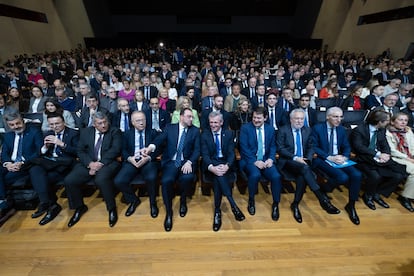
(373, 194, 389, 208)
(179, 203, 188, 217)
(31, 204, 49, 219)
(247, 200, 255, 216)
(109, 208, 118, 227)
(39, 204, 62, 226)
(319, 199, 341, 214)
(271, 203, 279, 221)
(213, 211, 222, 232)
(231, 205, 245, 221)
(125, 199, 141, 217)
(150, 204, 159, 218)
(345, 203, 360, 225)
(362, 193, 376, 210)
(68, 205, 88, 227)
(164, 214, 173, 231)
(397, 195, 414, 212)
(290, 203, 302, 223)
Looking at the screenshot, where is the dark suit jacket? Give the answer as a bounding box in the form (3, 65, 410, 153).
(139, 86, 158, 100)
(250, 95, 268, 110)
(200, 108, 230, 130)
(77, 126, 122, 167)
(239, 122, 276, 169)
(241, 87, 256, 99)
(1, 125, 43, 163)
(28, 96, 47, 113)
(121, 128, 158, 161)
(152, 123, 200, 168)
(201, 129, 235, 172)
(276, 98, 296, 112)
(265, 106, 288, 128)
(129, 101, 150, 113)
(144, 108, 171, 131)
(111, 110, 133, 131)
(78, 106, 110, 129)
(276, 125, 314, 170)
(312, 123, 351, 160)
(200, 96, 214, 111)
(43, 127, 79, 159)
(350, 123, 390, 165)
(365, 94, 383, 110)
(401, 107, 414, 129)
(375, 72, 391, 85)
(302, 107, 317, 127)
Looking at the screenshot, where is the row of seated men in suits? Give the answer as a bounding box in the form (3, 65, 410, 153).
(2, 99, 413, 231)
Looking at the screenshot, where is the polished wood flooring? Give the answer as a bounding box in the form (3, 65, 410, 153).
(0, 184, 413, 275)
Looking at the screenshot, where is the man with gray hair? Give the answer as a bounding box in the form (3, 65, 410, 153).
(277, 109, 340, 223)
(64, 111, 122, 228)
(201, 111, 245, 231)
(312, 107, 362, 225)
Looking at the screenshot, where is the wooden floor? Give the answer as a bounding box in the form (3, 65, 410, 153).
(0, 184, 413, 276)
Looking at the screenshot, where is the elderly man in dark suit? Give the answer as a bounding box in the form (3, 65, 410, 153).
(144, 108, 200, 232)
(312, 107, 362, 225)
(350, 109, 405, 210)
(111, 98, 132, 132)
(30, 113, 79, 225)
(201, 111, 245, 231)
(114, 111, 160, 218)
(0, 112, 43, 221)
(277, 109, 340, 223)
(239, 107, 282, 221)
(64, 111, 122, 228)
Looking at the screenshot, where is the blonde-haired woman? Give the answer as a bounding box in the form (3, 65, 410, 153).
(171, 96, 200, 128)
(386, 113, 414, 212)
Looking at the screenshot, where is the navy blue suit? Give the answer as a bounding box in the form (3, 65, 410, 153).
(265, 106, 288, 129)
(364, 95, 383, 110)
(152, 123, 200, 214)
(114, 128, 160, 207)
(250, 95, 268, 110)
(144, 108, 171, 132)
(0, 125, 43, 199)
(139, 86, 158, 100)
(201, 129, 236, 210)
(64, 127, 122, 211)
(33, 127, 79, 206)
(276, 125, 319, 202)
(312, 123, 361, 201)
(239, 122, 281, 203)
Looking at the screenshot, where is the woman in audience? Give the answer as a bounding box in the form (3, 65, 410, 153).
(164, 79, 178, 101)
(319, 78, 339, 99)
(6, 87, 29, 113)
(286, 79, 301, 100)
(131, 73, 142, 91)
(171, 96, 200, 128)
(41, 97, 75, 132)
(28, 85, 47, 113)
(186, 86, 200, 113)
(158, 87, 175, 114)
(386, 113, 414, 212)
(230, 98, 252, 146)
(301, 79, 318, 109)
(118, 79, 136, 102)
(341, 85, 365, 111)
(201, 77, 218, 98)
(129, 90, 149, 112)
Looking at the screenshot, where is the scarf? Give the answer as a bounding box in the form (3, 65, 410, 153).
(388, 126, 411, 157)
(159, 97, 168, 110)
